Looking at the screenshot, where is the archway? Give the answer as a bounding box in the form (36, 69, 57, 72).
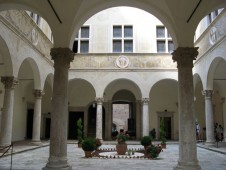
(149, 79, 178, 140)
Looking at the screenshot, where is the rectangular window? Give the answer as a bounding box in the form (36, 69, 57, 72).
(157, 41, 165, 53)
(113, 25, 133, 53)
(156, 26, 165, 38)
(113, 26, 122, 38)
(74, 26, 90, 53)
(124, 26, 133, 38)
(80, 41, 89, 53)
(81, 27, 89, 38)
(168, 41, 174, 53)
(124, 40, 133, 52)
(156, 26, 174, 53)
(113, 40, 122, 53)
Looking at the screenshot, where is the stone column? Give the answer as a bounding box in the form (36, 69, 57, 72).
(136, 100, 141, 140)
(142, 98, 149, 137)
(173, 47, 201, 170)
(32, 89, 45, 145)
(43, 48, 74, 170)
(202, 90, 215, 145)
(104, 102, 111, 140)
(96, 97, 104, 140)
(221, 97, 226, 142)
(0, 77, 18, 146)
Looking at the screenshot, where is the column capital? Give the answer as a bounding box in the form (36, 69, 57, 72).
(141, 98, 149, 104)
(50, 48, 74, 67)
(202, 90, 214, 99)
(95, 97, 104, 104)
(1, 76, 18, 89)
(33, 89, 45, 99)
(172, 47, 199, 68)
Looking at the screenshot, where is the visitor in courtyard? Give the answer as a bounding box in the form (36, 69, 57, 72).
(150, 128, 156, 140)
(196, 122, 200, 140)
(218, 124, 223, 142)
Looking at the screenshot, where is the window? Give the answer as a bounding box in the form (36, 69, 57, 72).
(113, 25, 133, 53)
(73, 26, 90, 53)
(156, 26, 174, 53)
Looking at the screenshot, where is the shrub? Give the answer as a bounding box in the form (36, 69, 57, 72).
(147, 144, 162, 158)
(141, 136, 152, 146)
(82, 138, 95, 151)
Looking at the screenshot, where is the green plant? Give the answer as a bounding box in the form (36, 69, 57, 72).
(147, 144, 162, 158)
(95, 138, 102, 149)
(82, 138, 96, 151)
(160, 119, 166, 144)
(117, 134, 127, 144)
(77, 118, 83, 144)
(140, 136, 152, 146)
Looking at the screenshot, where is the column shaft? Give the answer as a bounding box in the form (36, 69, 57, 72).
(43, 48, 74, 170)
(136, 100, 141, 140)
(0, 77, 18, 146)
(173, 47, 201, 170)
(96, 97, 103, 140)
(142, 98, 149, 137)
(202, 90, 215, 145)
(32, 89, 44, 144)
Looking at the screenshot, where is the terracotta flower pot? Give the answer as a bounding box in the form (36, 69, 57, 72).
(116, 143, 127, 155)
(84, 151, 92, 158)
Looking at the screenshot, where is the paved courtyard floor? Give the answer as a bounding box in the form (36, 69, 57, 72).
(0, 142, 226, 170)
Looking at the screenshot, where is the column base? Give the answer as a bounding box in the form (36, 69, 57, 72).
(31, 140, 42, 146)
(0, 144, 13, 153)
(42, 166, 72, 170)
(43, 156, 72, 170)
(205, 141, 215, 146)
(174, 161, 201, 170)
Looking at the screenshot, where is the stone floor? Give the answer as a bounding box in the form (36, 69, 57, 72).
(0, 140, 226, 170)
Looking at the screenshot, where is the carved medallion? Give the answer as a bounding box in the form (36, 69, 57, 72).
(116, 55, 129, 68)
(31, 28, 39, 46)
(209, 26, 217, 45)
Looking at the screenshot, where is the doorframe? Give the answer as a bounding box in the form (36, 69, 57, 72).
(157, 111, 174, 140)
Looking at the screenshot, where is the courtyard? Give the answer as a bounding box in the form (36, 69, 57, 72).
(0, 141, 226, 170)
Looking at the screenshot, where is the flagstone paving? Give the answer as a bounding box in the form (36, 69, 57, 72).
(0, 143, 226, 170)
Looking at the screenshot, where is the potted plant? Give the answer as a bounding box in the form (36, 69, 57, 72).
(94, 138, 102, 150)
(160, 119, 167, 148)
(77, 118, 83, 147)
(147, 144, 162, 158)
(141, 136, 152, 150)
(116, 129, 128, 155)
(82, 138, 96, 158)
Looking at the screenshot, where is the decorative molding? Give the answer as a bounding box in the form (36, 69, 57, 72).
(33, 89, 45, 99)
(209, 26, 217, 45)
(1, 76, 18, 89)
(95, 97, 104, 105)
(202, 90, 214, 99)
(115, 55, 129, 68)
(141, 98, 149, 104)
(172, 47, 199, 68)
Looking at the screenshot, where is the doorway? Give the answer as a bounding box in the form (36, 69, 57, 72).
(26, 109, 34, 139)
(160, 117, 172, 140)
(68, 112, 84, 139)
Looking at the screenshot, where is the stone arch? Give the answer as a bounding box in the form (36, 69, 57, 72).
(17, 57, 41, 89)
(68, 78, 96, 107)
(70, 2, 178, 48)
(104, 78, 142, 101)
(0, 35, 13, 76)
(206, 57, 226, 90)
